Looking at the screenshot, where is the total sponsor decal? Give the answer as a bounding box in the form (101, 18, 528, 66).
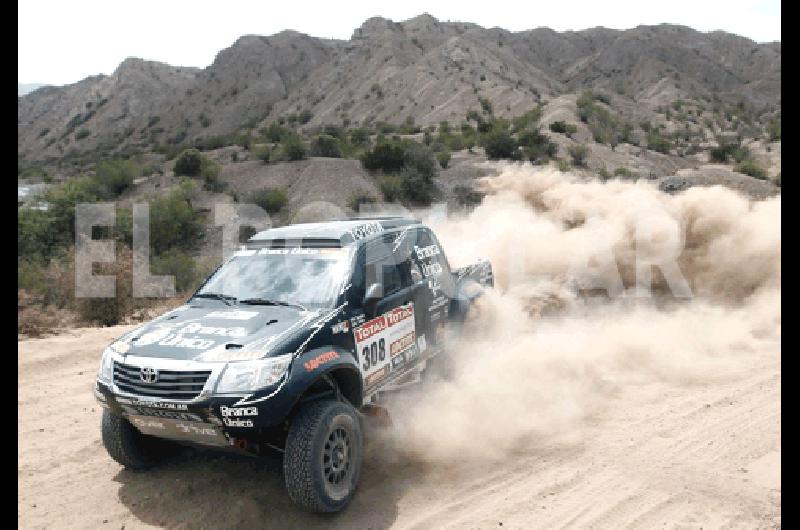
(353, 303, 416, 389)
(304, 350, 340, 372)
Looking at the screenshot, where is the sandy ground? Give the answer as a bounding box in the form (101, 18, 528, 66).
(19, 325, 780, 529)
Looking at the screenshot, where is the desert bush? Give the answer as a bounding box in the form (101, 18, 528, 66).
(437, 150, 451, 169)
(299, 110, 313, 125)
(734, 159, 767, 179)
(518, 129, 557, 163)
(483, 129, 519, 160)
(149, 184, 205, 255)
(93, 158, 141, 198)
(377, 174, 403, 202)
(647, 131, 673, 154)
(348, 193, 377, 212)
(275, 135, 307, 161)
(174, 149, 204, 176)
(309, 134, 343, 158)
(453, 185, 484, 207)
(247, 188, 288, 214)
(614, 167, 636, 178)
(261, 122, 291, 143)
(766, 112, 781, 141)
(200, 158, 225, 192)
(549, 121, 569, 134)
(361, 141, 406, 173)
(151, 249, 200, 293)
(557, 159, 571, 172)
(568, 144, 588, 166)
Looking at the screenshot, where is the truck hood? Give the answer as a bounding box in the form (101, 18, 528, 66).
(117, 303, 321, 361)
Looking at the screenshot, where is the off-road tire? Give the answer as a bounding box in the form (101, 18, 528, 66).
(101, 410, 181, 469)
(284, 399, 363, 513)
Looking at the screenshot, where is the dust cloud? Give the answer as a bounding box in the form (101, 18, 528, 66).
(383, 164, 780, 464)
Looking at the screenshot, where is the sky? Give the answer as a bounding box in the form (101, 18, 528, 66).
(19, 0, 781, 86)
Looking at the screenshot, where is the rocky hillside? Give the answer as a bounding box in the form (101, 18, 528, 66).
(18, 14, 780, 165)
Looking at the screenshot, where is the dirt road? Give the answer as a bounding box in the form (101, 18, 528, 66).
(18, 325, 780, 529)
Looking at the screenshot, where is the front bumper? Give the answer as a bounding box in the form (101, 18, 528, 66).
(94, 379, 297, 447)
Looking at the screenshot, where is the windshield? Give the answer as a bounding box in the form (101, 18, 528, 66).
(195, 247, 353, 310)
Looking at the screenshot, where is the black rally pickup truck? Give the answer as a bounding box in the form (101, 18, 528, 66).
(95, 217, 493, 512)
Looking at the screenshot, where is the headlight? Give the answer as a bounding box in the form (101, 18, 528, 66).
(215, 354, 293, 393)
(98, 347, 114, 382)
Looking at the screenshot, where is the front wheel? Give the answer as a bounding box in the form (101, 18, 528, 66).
(283, 399, 363, 513)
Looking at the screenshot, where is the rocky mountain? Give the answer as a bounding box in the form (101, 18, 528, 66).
(18, 14, 780, 165)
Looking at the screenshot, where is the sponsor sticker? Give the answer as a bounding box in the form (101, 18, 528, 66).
(130, 400, 189, 410)
(331, 320, 350, 334)
(417, 334, 427, 353)
(304, 350, 340, 372)
(223, 418, 254, 427)
(354, 303, 416, 389)
(365, 366, 390, 387)
(350, 221, 383, 240)
(180, 322, 248, 337)
(205, 310, 260, 320)
(220, 406, 258, 417)
(414, 244, 441, 260)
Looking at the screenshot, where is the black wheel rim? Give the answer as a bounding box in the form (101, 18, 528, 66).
(323, 426, 352, 489)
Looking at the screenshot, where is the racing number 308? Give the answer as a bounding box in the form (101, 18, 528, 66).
(361, 338, 386, 371)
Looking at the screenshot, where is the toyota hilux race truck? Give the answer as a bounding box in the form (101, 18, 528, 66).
(94, 217, 493, 512)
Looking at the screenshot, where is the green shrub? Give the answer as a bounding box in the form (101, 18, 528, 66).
(251, 144, 271, 163)
(348, 193, 377, 212)
(437, 150, 451, 169)
(248, 188, 288, 214)
(568, 144, 588, 166)
(309, 134, 342, 158)
(93, 158, 141, 198)
(734, 159, 767, 180)
(557, 159, 571, 172)
(453, 185, 484, 207)
(200, 158, 224, 192)
(261, 122, 290, 143)
(549, 121, 568, 134)
(76, 129, 90, 140)
(377, 174, 403, 202)
(483, 129, 519, 160)
(647, 131, 673, 154)
(361, 141, 406, 173)
(298, 110, 313, 125)
(766, 112, 781, 141)
(151, 249, 199, 293)
(174, 149, 203, 176)
(279, 136, 307, 161)
(518, 129, 558, 163)
(614, 167, 636, 178)
(149, 184, 205, 255)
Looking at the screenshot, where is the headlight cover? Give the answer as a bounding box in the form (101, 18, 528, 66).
(98, 347, 114, 382)
(215, 354, 293, 394)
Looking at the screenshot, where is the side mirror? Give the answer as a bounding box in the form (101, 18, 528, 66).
(363, 283, 382, 318)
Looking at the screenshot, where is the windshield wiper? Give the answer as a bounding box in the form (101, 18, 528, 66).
(193, 292, 237, 306)
(239, 298, 308, 312)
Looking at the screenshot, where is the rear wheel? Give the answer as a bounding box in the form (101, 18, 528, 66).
(283, 399, 363, 513)
(101, 410, 182, 469)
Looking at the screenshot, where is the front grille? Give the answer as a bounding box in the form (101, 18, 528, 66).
(113, 362, 211, 400)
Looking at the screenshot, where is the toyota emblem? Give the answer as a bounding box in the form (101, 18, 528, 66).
(140, 367, 159, 384)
